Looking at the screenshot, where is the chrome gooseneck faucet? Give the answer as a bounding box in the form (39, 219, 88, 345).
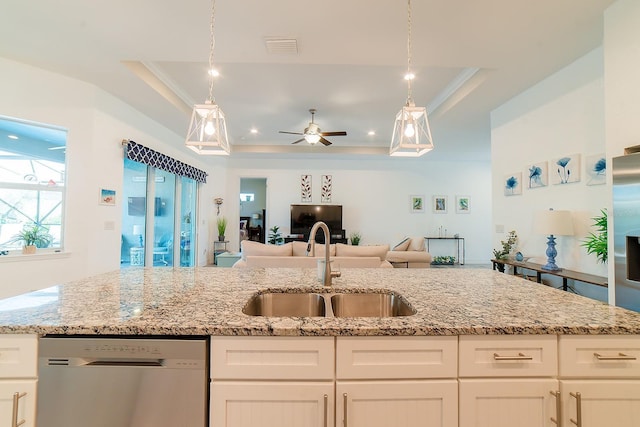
(307, 221, 341, 286)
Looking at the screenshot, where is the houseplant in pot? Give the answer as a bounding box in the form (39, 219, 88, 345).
(492, 230, 517, 272)
(12, 223, 54, 254)
(216, 217, 227, 242)
(349, 231, 362, 246)
(268, 226, 284, 245)
(582, 209, 607, 264)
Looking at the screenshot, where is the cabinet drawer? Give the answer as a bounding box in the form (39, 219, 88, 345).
(459, 335, 557, 377)
(559, 335, 640, 378)
(336, 336, 457, 379)
(0, 335, 37, 378)
(210, 336, 334, 380)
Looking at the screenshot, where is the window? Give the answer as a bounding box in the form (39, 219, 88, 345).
(0, 116, 66, 253)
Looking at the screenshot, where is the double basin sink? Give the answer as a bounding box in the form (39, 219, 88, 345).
(243, 291, 416, 318)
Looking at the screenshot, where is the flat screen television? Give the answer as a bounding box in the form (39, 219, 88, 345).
(290, 204, 342, 236)
(128, 197, 163, 216)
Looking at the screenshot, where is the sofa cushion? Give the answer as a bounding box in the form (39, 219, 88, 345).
(393, 237, 411, 251)
(292, 241, 336, 257)
(240, 240, 292, 260)
(335, 243, 390, 260)
(408, 237, 425, 251)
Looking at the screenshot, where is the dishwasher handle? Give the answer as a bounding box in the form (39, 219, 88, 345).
(86, 360, 164, 367)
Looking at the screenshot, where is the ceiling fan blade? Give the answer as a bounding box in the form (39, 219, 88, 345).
(321, 131, 347, 136)
(319, 137, 332, 146)
(279, 131, 304, 135)
(291, 138, 306, 145)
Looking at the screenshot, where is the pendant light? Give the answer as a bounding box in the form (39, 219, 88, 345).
(185, 0, 230, 155)
(389, 0, 434, 157)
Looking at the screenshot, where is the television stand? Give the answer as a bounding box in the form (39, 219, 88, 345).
(284, 230, 347, 244)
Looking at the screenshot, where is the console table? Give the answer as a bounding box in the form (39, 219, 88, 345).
(491, 258, 607, 291)
(425, 237, 465, 265)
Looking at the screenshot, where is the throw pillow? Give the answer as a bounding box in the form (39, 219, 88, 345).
(241, 240, 293, 260)
(393, 237, 411, 251)
(408, 237, 425, 251)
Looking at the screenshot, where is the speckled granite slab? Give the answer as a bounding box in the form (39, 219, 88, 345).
(1, 267, 639, 336)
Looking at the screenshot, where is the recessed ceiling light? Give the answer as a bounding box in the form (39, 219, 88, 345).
(8, 135, 18, 140)
(250, 128, 258, 134)
(368, 131, 376, 136)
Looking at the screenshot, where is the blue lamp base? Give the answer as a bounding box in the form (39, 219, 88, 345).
(542, 234, 561, 271)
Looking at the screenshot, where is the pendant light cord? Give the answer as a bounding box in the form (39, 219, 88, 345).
(208, 0, 216, 103)
(406, 0, 413, 105)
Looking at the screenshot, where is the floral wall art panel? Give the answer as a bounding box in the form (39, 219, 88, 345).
(551, 154, 581, 185)
(321, 175, 332, 202)
(301, 174, 312, 202)
(526, 161, 548, 189)
(585, 153, 606, 186)
(504, 172, 522, 196)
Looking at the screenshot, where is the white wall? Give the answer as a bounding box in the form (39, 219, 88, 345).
(0, 58, 219, 297)
(226, 157, 492, 264)
(491, 48, 608, 301)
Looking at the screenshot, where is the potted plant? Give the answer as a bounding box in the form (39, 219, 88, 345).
(492, 230, 517, 272)
(12, 223, 53, 254)
(216, 217, 227, 242)
(268, 226, 284, 245)
(349, 231, 362, 246)
(582, 209, 607, 264)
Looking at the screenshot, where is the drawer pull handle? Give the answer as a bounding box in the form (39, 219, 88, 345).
(12, 392, 27, 427)
(493, 352, 533, 361)
(569, 392, 582, 427)
(550, 390, 562, 427)
(343, 393, 348, 427)
(594, 352, 637, 361)
(323, 394, 328, 427)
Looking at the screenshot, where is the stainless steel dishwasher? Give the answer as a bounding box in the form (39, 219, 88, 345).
(37, 336, 209, 427)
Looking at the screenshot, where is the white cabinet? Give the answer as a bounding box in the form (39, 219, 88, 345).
(336, 336, 458, 427)
(0, 335, 38, 427)
(559, 335, 640, 427)
(211, 381, 333, 427)
(337, 380, 458, 427)
(211, 336, 458, 427)
(458, 335, 558, 427)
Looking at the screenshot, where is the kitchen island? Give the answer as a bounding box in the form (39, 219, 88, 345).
(0, 267, 639, 335)
(2, 267, 640, 427)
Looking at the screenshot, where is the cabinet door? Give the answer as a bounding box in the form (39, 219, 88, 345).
(337, 380, 458, 427)
(211, 381, 333, 427)
(561, 380, 640, 427)
(459, 379, 559, 427)
(0, 380, 37, 427)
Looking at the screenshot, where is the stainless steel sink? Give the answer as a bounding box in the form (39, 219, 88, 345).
(243, 291, 416, 318)
(330, 293, 416, 317)
(243, 292, 326, 317)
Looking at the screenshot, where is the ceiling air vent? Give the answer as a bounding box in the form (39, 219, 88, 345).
(264, 38, 298, 54)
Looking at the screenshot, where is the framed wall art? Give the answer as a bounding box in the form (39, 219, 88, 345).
(455, 196, 470, 213)
(410, 195, 425, 213)
(526, 161, 548, 189)
(504, 172, 522, 196)
(301, 174, 312, 202)
(551, 154, 581, 185)
(433, 195, 448, 214)
(321, 175, 332, 202)
(99, 188, 116, 206)
(585, 153, 606, 186)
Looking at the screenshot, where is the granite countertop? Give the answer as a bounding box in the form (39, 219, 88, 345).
(1, 267, 640, 336)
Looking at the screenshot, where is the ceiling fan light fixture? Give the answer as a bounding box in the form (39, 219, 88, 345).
(304, 133, 321, 144)
(185, 0, 230, 155)
(390, 0, 434, 158)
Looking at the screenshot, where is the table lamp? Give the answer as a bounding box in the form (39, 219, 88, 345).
(535, 208, 573, 271)
(133, 225, 144, 247)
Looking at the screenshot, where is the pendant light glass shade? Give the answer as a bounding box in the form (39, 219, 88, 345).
(390, 0, 433, 157)
(185, 101, 230, 155)
(390, 102, 434, 157)
(185, 0, 230, 155)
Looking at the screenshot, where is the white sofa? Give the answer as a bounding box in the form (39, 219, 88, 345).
(385, 237, 432, 268)
(233, 240, 393, 268)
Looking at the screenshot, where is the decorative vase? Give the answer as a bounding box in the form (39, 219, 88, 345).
(218, 235, 225, 242)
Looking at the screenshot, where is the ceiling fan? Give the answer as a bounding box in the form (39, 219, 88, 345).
(279, 109, 347, 146)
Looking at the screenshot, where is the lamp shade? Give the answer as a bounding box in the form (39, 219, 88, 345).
(185, 102, 230, 155)
(389, 104, 434, 157)
(252, 213, 261, 219)
(132, 225, 143, 235)
(535, 209, 574, 236)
